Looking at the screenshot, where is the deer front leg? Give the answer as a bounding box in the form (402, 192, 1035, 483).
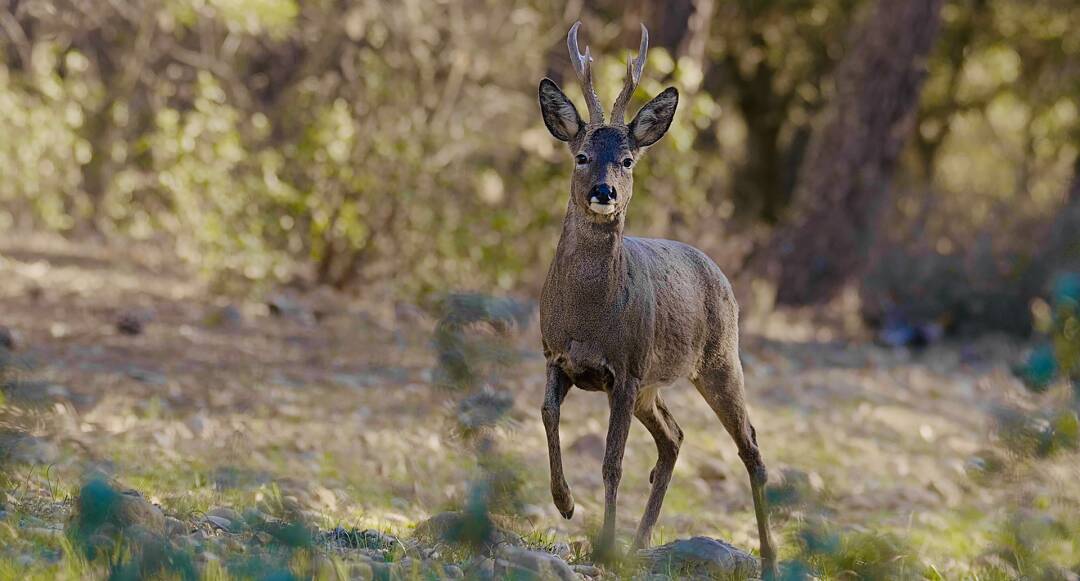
(596, 378, 638, 563)
(542, 365, 575, 519)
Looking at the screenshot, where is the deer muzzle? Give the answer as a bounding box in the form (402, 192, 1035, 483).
(589, 184, 618, 215)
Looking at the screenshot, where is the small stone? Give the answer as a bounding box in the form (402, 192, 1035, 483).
(164, 516, 188, 537)
(267, 294, 316, 324)
(569, 433, 606, 460)
(495, 546, 577, 581)
(637, 537, 759, 579)
(444, 564, 465, 579)
(204, 515, 234, 533)
(72, 483, 165, 535)
(413, 511, 523, 555)
(116, 313, 144, 336)
(369, 562, 399, 579)
(208, 507, 242, 523)
(127, 368, 167, 385)
(23, 527, 63, 538)
(0, 326, 16, 350)
(208, 304, 244, 328)
(552, 542, 572, 560)
(571, 564, 601, 577)
(114, 490, 166, 533)
(697, 459, 729, 482)
(3, 435, 60, 465)
(466, 557, 495, 578)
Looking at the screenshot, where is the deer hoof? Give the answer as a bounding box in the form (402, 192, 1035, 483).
(559, 503, 575, 520)
(553, 487, 575, 519)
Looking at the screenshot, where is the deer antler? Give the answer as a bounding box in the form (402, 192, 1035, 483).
(611, 23, 649, 125)
(567, 21, 604, 125)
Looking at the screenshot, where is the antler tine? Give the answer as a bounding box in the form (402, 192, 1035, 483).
(567, 21, 604, 125)
(611, 23, 649, 124)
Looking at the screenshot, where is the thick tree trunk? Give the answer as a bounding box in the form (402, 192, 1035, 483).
(767, 0, 945, 306)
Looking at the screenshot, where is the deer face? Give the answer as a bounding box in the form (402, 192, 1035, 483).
(537, 22, 677, 222)
(539, 80, 678, 222)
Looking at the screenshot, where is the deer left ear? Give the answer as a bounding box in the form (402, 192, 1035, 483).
(629, 87, 678, 148)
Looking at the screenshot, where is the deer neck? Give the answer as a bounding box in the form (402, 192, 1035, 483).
(552, 202, 628, 303)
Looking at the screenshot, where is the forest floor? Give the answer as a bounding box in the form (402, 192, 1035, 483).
(1, 233, 1078, 580)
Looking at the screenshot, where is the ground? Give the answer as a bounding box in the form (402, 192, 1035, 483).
(0, 233, 1078, 579)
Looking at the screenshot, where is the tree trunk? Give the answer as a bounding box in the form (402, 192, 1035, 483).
(767, 0, 945, 306)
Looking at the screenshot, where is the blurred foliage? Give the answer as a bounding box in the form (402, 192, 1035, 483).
(429, 293, 530, 554)
(0, 0, 1076, 309)
(1015, 272, 1080, 396)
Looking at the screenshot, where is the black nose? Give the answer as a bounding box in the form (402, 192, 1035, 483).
(590, 184, 617, 204)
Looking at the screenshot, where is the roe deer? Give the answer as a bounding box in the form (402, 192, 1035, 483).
(537, 21, 777, 575)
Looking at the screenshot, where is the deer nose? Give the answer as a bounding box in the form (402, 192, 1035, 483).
(590, 184, 617, 204)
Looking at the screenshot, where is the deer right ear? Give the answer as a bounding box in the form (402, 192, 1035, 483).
(539, 78, 584, 142)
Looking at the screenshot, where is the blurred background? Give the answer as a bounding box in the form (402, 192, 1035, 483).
(1, 0, 1080, 579)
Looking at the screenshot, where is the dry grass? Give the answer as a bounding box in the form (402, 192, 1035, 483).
(1, 232, 1079, 578)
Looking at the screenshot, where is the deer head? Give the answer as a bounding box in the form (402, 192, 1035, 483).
(539, 22, 678, 223)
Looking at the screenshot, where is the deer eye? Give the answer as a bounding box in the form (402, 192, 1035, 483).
(622, 158, 634, 168)
(575, 154, 589, 165)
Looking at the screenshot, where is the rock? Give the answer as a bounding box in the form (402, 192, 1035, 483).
(444, 564, 465, 579)
(208, 507, 242, 524)
(0, 434, 59, 465)
(467, 556, 496, 579)
(73, 482, 166, 536)
(0, 326, 16, 350)
(321, 527, 404, 555)
(116, 312, 145, 336)
(697, 459, 729, 482)
(1, 381, 73, 407)
(413, 511, 523, 554)
(113, 489, 166, 534)
(569, 433, 606, 461)
(267, 294, 316, 324)
(369, 561, 400, 579)
(552, 542, 572, 560)
(637, 537, 759, 580)
(22, 526, 63, 538)
(495, 546, 577, 581)
(164, 516, 188, 537)
(204, 515, 235, 533)
(206, 304, 244, 328)
(127, 368, 167, 385)
(571, 564, 601, 577)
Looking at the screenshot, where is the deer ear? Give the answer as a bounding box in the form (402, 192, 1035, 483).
(629, 87, 678, 148)
(539, 78, 584, 142)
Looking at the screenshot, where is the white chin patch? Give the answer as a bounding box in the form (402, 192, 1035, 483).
(589, 202, 616, 215)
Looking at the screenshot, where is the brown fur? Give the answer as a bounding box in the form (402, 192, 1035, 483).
(537, 24, 777, 576)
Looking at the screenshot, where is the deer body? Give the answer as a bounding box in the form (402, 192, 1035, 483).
(537, 23, 777, 576)
(542, 226, 737, 392)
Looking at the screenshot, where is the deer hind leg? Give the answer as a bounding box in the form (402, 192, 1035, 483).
(631, 391, 683, 550)
(693, 360, 778, 579)
(541, 365, 575, 519)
